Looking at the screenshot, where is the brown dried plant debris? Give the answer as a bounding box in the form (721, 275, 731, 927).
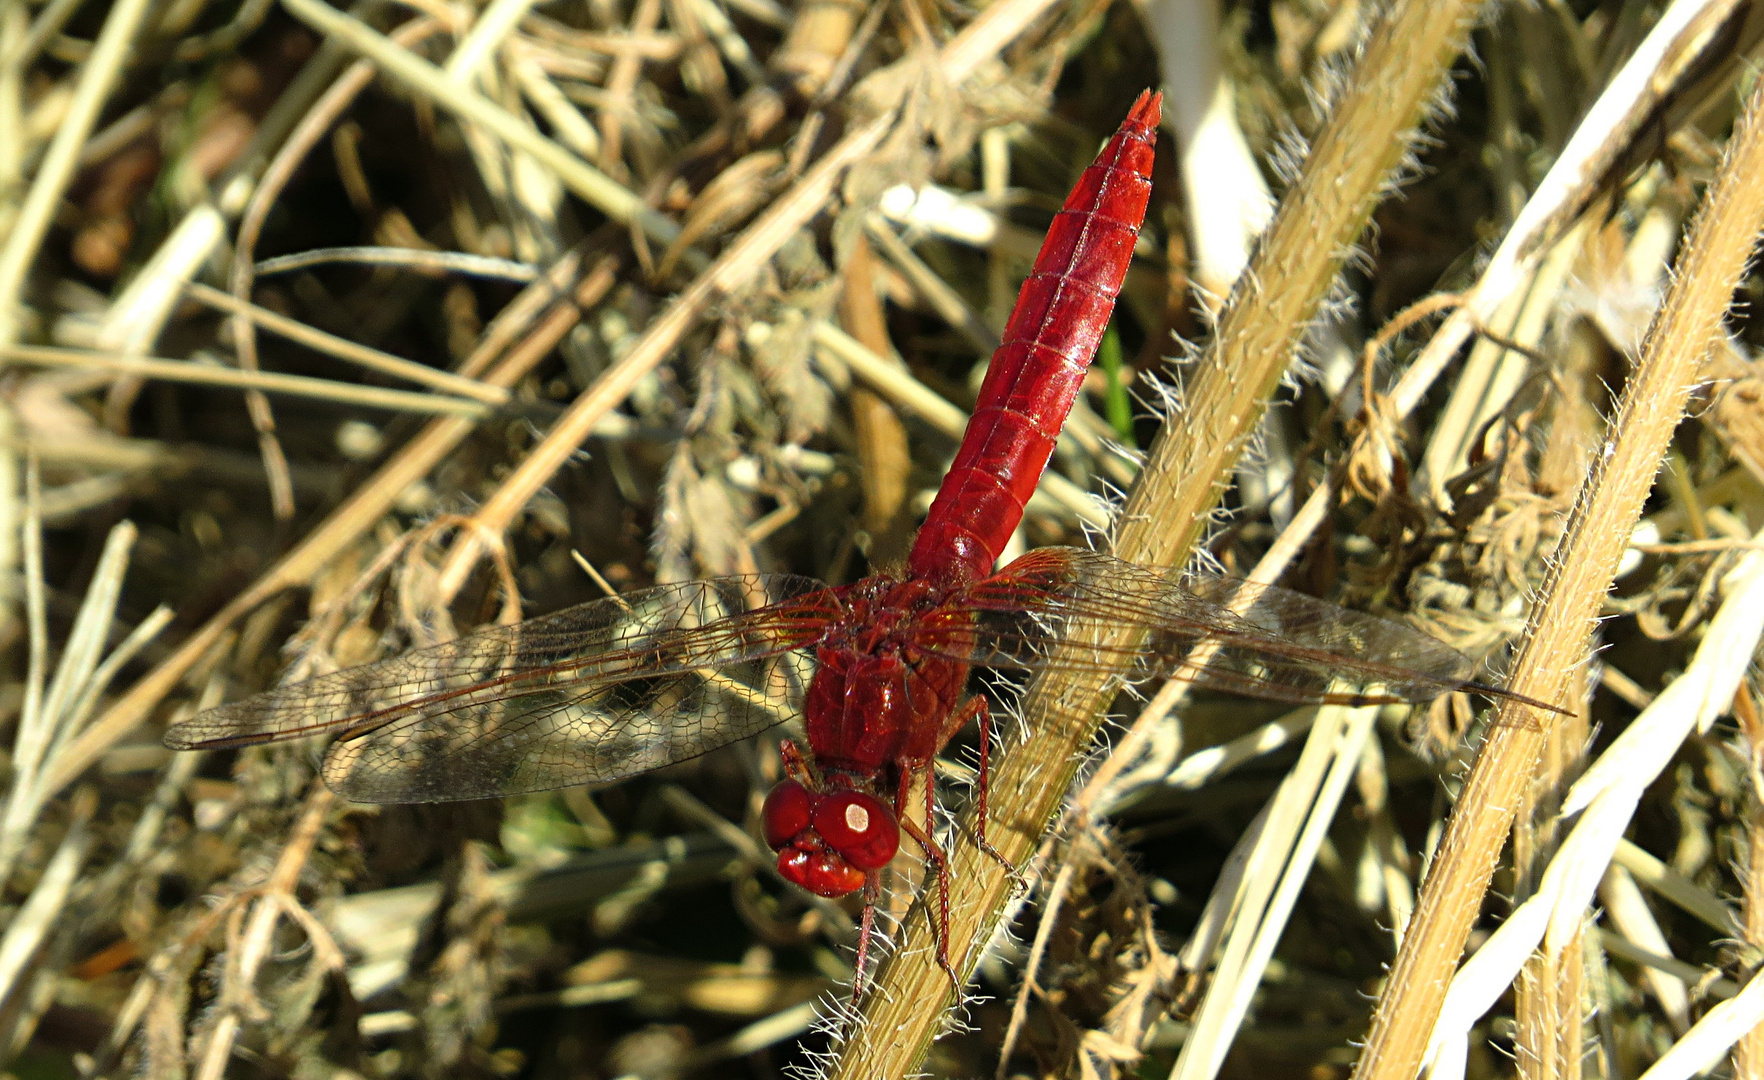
(5, 2, 1764, 1079)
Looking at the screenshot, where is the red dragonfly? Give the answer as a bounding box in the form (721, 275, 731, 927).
(166, 92, 1548, 985)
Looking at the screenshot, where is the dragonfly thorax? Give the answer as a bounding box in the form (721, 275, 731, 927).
(762, 576, 974, 899)
(823, 575, 950, 645)
(804, 643, 968, 779)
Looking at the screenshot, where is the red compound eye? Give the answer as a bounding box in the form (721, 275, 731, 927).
(777, 847, 865, 898)
(762, 784, 893, 897)
(813, 791, 898, 871)
(761, 780, 813, 851)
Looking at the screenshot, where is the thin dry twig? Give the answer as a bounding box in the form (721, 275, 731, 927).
(277, 0, 679, 245)
(223, 14, 451, 521)
(187, 786, 343, 1080)
(1, 344, 496, 417)
(184, 282, 513, 405)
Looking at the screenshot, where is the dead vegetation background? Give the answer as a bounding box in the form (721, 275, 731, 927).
(4, 0, 1764, 1077)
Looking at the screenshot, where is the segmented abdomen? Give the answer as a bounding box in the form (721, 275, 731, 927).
(908, 90, 1161, 587)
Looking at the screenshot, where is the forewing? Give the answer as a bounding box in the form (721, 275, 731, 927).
(918, 548, 1474, 705)
(165, 576, 838, 803)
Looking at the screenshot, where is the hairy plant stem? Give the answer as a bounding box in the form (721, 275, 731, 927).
(1354, 57, 1764, 1080)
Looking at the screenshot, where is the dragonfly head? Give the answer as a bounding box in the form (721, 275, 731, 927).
(761, 779, 898, 898)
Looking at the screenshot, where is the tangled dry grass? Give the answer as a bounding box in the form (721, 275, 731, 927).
(5, 0, 1764, 1077)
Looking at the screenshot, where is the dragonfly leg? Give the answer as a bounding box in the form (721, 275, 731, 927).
(952, 695, 1017, 879)
(777, 738, 820, 787)
(850, 873, 881, 1003)
(896, 766, 959, 990)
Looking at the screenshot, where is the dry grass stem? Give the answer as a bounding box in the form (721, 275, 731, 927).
(184, 282, 514, 404)
(3, 344, 497, 416)
(1420, 535, 1764, 1071)
(0, 0, 156, 345)
(1390, 0, 1750, 429)
(430, 0, 1081, 601)
(250, 247, 543, 281)
(1142, 0, 1274, 299)
(45, 247, 621, 794)
(1173, 705, 1380, 1080)
(1356, 51, 1764, 1080)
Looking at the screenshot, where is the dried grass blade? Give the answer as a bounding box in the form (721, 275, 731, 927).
(0, 0, 155, 344)
(431, 113, 895, 600)
(275, 0, 680, 250)
(1393, 0, 1751, 424)
(0, 787, 95, 1010)
(1419, 540, 1764, 1068)
(1249, 0, 1760, 622)
(1607, 955, 1764, 1080)
(1173, 706, 1379, 1080)
(184, 282, 513, 405)
(1613, 839, 1741, 936)
(2, 459, 50, 888)
(2, 345, 493, 418)
(0, 504, 135, 889)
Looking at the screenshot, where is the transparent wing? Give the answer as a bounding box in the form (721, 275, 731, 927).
(165, 576, 839, 803)
(917, 548, 1475, 704)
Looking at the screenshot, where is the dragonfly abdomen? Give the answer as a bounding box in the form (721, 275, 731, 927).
(907, 91, 1159, 588)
